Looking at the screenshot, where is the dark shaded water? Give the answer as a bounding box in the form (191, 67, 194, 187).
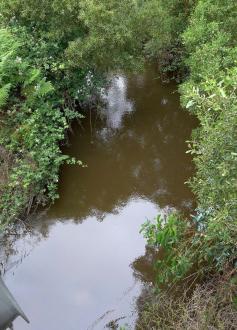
(1, 66, 196, 329)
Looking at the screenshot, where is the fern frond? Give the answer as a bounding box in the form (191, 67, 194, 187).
(0, 29, 20, 55)
(24, 68, 41, 87)
(0, 51, 15, 75)
(37, 79, 54, 96)
(0, 83, 11, 108)
(26, 79, 54, 104)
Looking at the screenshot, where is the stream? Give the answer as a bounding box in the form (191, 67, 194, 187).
(1, 65, 196, 330)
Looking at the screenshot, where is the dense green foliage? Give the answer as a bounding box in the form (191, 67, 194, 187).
(138, 0, 196, 80)
(0, 0, 147, 227)
(0, 29, 80, 225)
(0, 0, 236, 305)
(139, 3, 237, 327)
(0, 0, 236, 328)
(181, 0, 237, 273)
(141, 213, 191, 286)
(0, 0, 145, 71)
(141, 0, 237, 293)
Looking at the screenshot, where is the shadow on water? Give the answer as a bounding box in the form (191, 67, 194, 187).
(1, 65, 197, 330)
(48, 68, 196, 221)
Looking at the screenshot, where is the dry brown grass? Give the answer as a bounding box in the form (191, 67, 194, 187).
(136, 274, 237, 330)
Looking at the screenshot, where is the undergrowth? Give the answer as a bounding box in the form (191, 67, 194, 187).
(136, 274, 237, 330)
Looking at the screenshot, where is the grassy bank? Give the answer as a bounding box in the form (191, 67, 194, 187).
(137, 275, 237, 329)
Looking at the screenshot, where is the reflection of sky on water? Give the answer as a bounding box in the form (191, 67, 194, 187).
(100, 76, 134, 130)
(5, 198, 161, 330)
(1, 65, 197, 330)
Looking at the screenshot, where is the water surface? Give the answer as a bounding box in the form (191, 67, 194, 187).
(2, 66, 196, 329)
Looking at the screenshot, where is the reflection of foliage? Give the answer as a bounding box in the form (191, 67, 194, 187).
(0, 222, 42, 275)
(141, 208, 237, 290)
(131, 246, 157, 284)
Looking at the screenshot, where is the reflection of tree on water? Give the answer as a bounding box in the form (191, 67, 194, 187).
(0, 207, 161, 330)
(131, 246, 157, 284)
(131, 245, 163, 329)
(0, 221, 44, 329)
(0, 66, 197, 330)
(47, 67, 196, 222)
(0, 221, 43, 276)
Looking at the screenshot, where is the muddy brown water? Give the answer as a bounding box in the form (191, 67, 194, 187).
(1, 66, 197, 330)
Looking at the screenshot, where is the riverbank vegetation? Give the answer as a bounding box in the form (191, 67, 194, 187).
(0, 0, 144, 227)
(0, 0, 236, 328)
(139, 0, 237, 328)
(137, 277, 237, 329)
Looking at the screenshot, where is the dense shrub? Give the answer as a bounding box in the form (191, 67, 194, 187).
(0, 29, 80, 226)
(0, 0, 147, 227)
(141, 0, 237, 285)
(180, 0, 237, 274)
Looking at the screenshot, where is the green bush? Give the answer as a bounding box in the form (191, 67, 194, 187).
(0, 28, 80, 227)
(140, 213, 193, 287)
(141, 0, 237, 293)
(180, 0, 237, 272)
(0, 0, 148, 227)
